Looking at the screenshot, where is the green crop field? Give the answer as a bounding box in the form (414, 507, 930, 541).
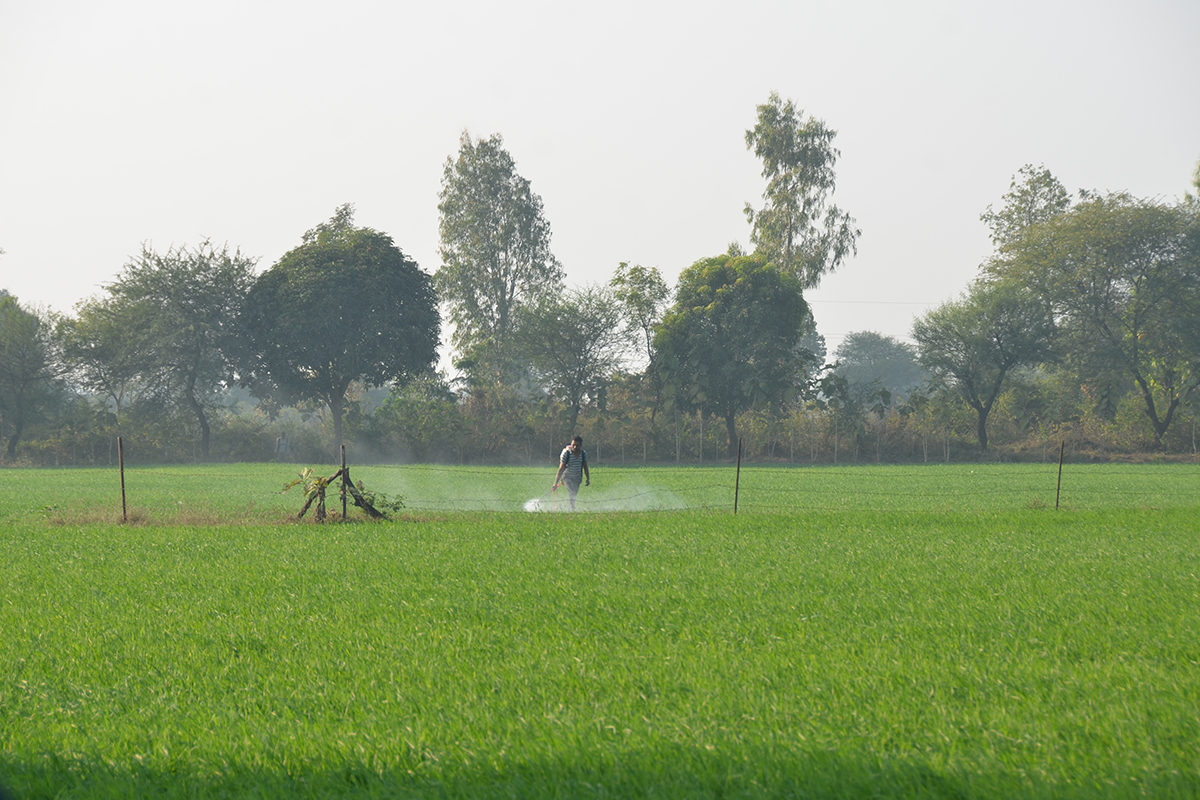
(2, 463, 1198, 798)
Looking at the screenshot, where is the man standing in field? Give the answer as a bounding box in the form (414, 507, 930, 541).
(554, 435, 590, 510)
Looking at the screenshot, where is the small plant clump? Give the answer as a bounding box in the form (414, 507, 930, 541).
(283, 467, 400, 522)
(354, 481, 405, 516)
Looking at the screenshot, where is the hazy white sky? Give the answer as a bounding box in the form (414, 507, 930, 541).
(3, 0, 1197, 355)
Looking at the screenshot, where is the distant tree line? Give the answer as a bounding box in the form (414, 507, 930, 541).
(2, 97, 1198, 466)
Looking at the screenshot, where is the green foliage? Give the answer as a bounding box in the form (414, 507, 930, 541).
(352, 480, 405, 515)
(744, 92, 859, 288)
(372, 373, 465, 462)
(914, 278, 1054, 451)
(610, 263, 672, 426)
(58, 295, 146, 423)
(834, 331, 925, 404)
(95, 240, 257, 460)
(998, 192, 1200, 446)
(656, 252, 813, 457)
(282, 466, 333, 519)
(241, 205, 440, 450)
(979, 163, 1071, 249)
(609, 262, 669, 368)
(281, 466, 403, 521)
(512, 285, 627, 434)
(437, 132, 563, 381)
(0, 294, 57, 458)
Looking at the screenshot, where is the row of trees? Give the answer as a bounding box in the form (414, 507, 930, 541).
(2, 95, 1198, 466)
(915, 165, 1200, 452)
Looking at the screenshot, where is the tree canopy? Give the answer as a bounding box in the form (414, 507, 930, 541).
(655, 252, 811, 457)
(979, 163, 1071, 250)
(744, 92, 859, 288)
(95, 241, 257, 459)
(0, 294, 57, 458)
(58, 295, 146, 425)
(913, 278, 1054, 451)
(513, 285, 628, 436)
(993, 193, 1200, 446)
(436, 132, 563, 382)
(833, 331, 925, 405)
(241, 205, 439, 451)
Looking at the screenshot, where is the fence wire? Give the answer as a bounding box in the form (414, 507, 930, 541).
(337, 463, 1200, 514)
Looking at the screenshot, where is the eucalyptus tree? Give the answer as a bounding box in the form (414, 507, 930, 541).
(997, 193, 1200, 447)
(913, 278, 1054, 452)
(512, 285, 627, 435)
(436, 132, 563, 382)
(100, 240, 256, 460)
(240, 205, 439, 451)
(654, 252, 811, 458)
(744, 92, 859, 288)
(609, 262, 670, 422)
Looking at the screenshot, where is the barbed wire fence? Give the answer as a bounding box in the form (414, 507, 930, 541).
(103, 439, 1200, 519)
(348, 462, 1200, 514)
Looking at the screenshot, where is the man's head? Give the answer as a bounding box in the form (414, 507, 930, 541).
(570, 435, 583, 450)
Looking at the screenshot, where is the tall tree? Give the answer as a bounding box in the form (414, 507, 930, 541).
(241, 205, 439, 450)
(436, 132, 563, 381)
(744, 92, 860, 288)
(654, 252, 811, 457)
(834, 331, 925, 404)
(100, 241, 256, 460)
(980, 163, 1071, 249)
(0, 293, 57, 458)
(996, 193, 1200, 446)
(513, 285, 627, 435)
(609, 262, 670, 422)
(58, 295, 147, 426)
(913, 278, 1054, 451)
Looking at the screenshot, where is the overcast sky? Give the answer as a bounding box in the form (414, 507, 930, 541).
(3, 0, 1197, 357)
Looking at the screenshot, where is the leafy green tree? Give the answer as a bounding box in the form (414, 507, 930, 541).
(913, 278, 1054, 452)
(609, 262, 669, 370)
(744, 92, 859, 288)
(609, 262, 670, 422)
(0, 293, 58, 458)
(980, 164, 1071, 249)
(58, 295, 147, 426)
(241, 205, 440, 451)
(833, 331, 925, 405)
(998, 193, 1200, 447)
(654, 252, 811, 457)
(436, 132, 563, 381)
(513, 285, 627, 435)
(89, 241, 255, 460)
(373, 373, 464, 462)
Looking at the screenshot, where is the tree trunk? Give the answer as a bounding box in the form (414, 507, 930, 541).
(331, 404, 344, 456)
(328, 388, 347, 458)
(725, 409, 738, 460)
(183, 374, 211, 461)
